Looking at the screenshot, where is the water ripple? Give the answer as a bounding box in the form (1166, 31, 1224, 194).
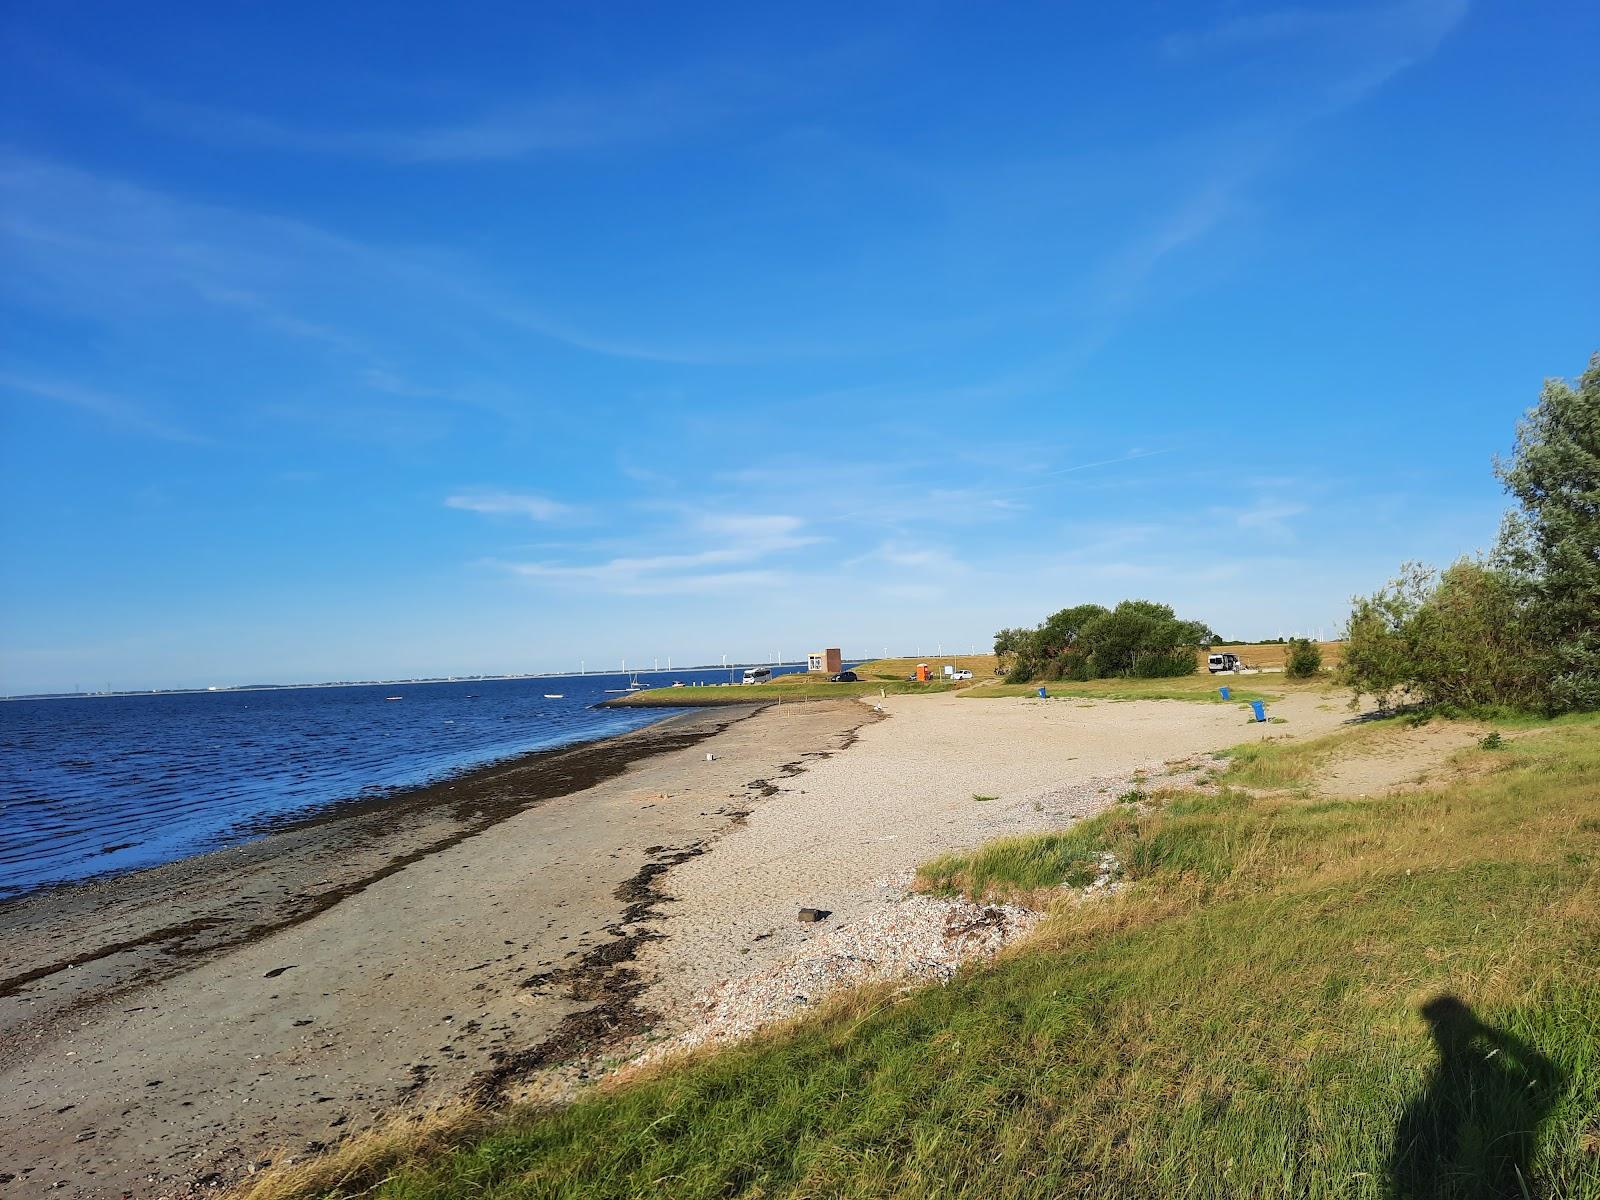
(0, 668, 789, 899)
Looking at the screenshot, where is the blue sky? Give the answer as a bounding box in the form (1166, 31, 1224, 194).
(2, 1, 1596, 692)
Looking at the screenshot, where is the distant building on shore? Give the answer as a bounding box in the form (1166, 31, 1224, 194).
(808, 647, 843, 674)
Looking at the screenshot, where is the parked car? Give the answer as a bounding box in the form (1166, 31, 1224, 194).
(829, 670, 859, 683)
(951, 669, 974, 681)
(1207, 653, 1242, 673)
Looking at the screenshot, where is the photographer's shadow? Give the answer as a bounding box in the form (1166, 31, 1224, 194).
(1389, 995, 1564, 1198)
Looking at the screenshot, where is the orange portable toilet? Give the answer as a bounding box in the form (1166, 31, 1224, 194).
(915, 663, 930, 682)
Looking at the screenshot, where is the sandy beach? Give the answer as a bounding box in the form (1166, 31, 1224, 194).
(632, 687, 1356, 1051)
(0, 689, 1355, 1197)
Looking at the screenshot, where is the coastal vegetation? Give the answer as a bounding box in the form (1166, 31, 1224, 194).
(957, 675, 1282, 704)
(995, 600, 1216, 684)
(1342, 352, 1600, 716)
(955, 663, 1341, 704)
(1283, 636, 1323, 679)
(258, 710, 1600, 1198)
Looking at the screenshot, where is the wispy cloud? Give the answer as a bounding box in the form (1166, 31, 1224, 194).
(162, 82, 722, 164)
(0, 372, 209, 444)
(496, 512, 819, 595)
(506, 565, 788, 596)
(8, 30, 727, 167)
(1162, 0, 1470, 62)
(0, 154, 854, 371)
(1059, 0, 1471, 358)
(0, 157, 435, 376)
(446, 491, 573, 521)
(1215, 499, 1310, 541)
(846, 541, 966, 573)
(1094, 180, 1246, 309)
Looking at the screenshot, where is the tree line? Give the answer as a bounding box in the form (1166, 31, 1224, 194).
(995, 600, 1217, 683)
(992, 353, 1595, 709)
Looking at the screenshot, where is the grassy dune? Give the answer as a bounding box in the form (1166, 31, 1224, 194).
(266, 713, 1600, 1199)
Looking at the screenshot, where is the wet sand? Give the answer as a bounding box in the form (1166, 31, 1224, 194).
(0, 701, 870, 1198)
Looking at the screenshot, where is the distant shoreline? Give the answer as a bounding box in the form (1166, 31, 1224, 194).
(0, 663, 807, 703)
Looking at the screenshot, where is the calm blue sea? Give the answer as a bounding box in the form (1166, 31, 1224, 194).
(0, 666, 805, 901)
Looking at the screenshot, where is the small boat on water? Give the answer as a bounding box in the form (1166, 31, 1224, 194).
(543, 693, 564, 699)
(385, 695, 403, 701)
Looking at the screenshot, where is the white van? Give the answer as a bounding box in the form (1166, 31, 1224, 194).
(1207, 653, 1241, 673)
(742, 666, 773, 684)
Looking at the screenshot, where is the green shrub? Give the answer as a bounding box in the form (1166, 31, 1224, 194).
(1343, 351, 1600, 717)
(997, 599, 1214, 683)
(1284, 637, 1323, 678)
(1340, 559, 1545, 711)
(1128, 647, 1198, 678)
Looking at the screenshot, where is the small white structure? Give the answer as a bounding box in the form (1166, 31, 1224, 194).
(807, 648, 843, 674)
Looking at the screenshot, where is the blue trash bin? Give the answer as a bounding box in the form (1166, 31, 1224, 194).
(1219, 686, 1231, 700)
(1037, 686, 1048, 699)
(1250, 700, 1266, 722)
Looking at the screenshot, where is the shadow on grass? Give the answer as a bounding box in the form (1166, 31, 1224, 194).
(1389, 995, 1564, 1199)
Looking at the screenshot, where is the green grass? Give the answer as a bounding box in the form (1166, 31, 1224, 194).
(852, 655, 1001, 682)
(958, 673, 1289, 704)
(1212, 723, 1386, 790)
(918, 817, 1125, 899)
(268, 714, 1600, 1200)
(604, 678, 959, 707)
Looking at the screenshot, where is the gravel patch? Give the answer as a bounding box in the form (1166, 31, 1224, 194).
(640, 872, 1042, 1060)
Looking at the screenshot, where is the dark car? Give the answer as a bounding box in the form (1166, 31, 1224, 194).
(829, 670, 859, 683)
